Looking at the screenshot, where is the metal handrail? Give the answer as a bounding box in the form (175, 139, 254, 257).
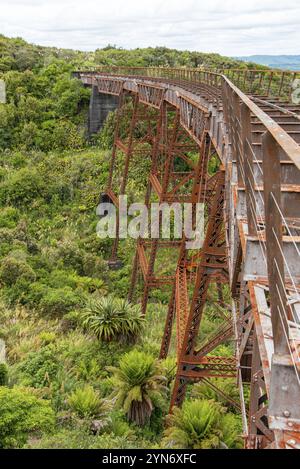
(77, 65, 300, 100)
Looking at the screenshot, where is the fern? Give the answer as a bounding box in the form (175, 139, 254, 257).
(162, 399, 242, 449)
(68, 385, 111, 418)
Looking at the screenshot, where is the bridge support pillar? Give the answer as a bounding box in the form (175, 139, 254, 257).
(88, 85, 118, 135)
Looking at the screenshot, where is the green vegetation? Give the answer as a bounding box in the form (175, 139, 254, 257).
(0, 35, 91, 151)
(0, 34, 244, 449)
(108, 350, 167, 426)
(0, 34, 250, 152)
(82, 297, 144, 343)
(0, 363, 9, 386)
(0, 386, 55, 448)
(162, 400, 242, 449)
(93, 45, 243, 69)
(67, 385, 111, 419)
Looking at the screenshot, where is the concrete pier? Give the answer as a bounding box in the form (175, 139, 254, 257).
(88, 85, 119, 135)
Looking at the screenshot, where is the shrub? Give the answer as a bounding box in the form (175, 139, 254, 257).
(18, 121, 39, 150)
(0, 228, 15, 244)
(38, 331, 57, 346)
(82, 253, 107, 278)
(16, 346, 60, 388)
(159, 357, 177, 388)
(191, 378, 240, 413)
(82, 296, 144, 344)
(162, 399, 242, 449)
(55, 239, 84, 271)
(40, 287, 82, 316)
(0, 168, 45, 206)
(26, 428, 145, 449)
(0, 207, 20, 228)
(0, 364, 8, 386)
(67, 385, 110, 419)
(0, 386, 55, 448)
(96, 110, 117, 149)
(107, 350, 167, 426)
(0, 256, 36, 287)
(52, 121, 84, 150)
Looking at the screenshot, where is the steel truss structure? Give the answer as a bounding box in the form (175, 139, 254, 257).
(78, 67, 300, 449)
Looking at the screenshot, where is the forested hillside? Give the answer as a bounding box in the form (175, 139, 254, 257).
(0, 35, 243, 449)
(0, 35, 247, 152)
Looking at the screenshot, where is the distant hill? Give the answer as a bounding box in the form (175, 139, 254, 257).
(0, 34, 245, 73)
(236, 55, 300, 71)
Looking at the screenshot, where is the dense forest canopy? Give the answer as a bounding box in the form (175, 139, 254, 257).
(1, 35, 246, 72)
(0, 35, 256, 152)
(0, 34, 247, 449)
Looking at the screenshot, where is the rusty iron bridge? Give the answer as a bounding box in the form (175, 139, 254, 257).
(75, 67, 300, 449)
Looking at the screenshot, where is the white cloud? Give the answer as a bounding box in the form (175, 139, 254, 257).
(0, 0, 299, 55)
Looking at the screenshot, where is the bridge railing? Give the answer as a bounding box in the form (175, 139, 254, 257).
(80, 66, 300, 101)
(223, 68, 300, 99)
(222, 74, 300, 441)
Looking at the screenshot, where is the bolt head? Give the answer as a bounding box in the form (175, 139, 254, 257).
(288, 440, 296, 446)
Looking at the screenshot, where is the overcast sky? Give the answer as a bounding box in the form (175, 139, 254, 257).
(1, 0, 300, 56)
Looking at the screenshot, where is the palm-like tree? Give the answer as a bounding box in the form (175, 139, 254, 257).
(82, 296, 144, 344)
(162, 399, 242, 449)
(107, 350, 167, 426)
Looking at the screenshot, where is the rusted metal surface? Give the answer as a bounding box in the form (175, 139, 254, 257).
(77, 66, 300, 449)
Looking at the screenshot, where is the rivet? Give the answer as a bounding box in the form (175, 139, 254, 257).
(283, 410, 291, 418)
(288, 440, 296, 446)
(282, 386, 288, 392)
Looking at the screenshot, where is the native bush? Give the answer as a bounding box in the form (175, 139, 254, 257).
(15, 346, 60, 388)
(0, 256, 36, 287)
(0, 167, 46, 206)
(107, 350, 167, 426)
(162, 399, 242, 449)
(82, 296, 144, 344)
(0, 386, 55, 448)
(191, 378, 241, 413)
(39, 287, 82, 316)
(0, 364, 8, 386)
(67, 385, 110, 419)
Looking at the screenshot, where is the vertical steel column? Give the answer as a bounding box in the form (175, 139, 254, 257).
(246, 334, 274, 449)
(128, 102, 167, 305)
(170, 170, 226, 409)
(140, 110, 181, 315)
